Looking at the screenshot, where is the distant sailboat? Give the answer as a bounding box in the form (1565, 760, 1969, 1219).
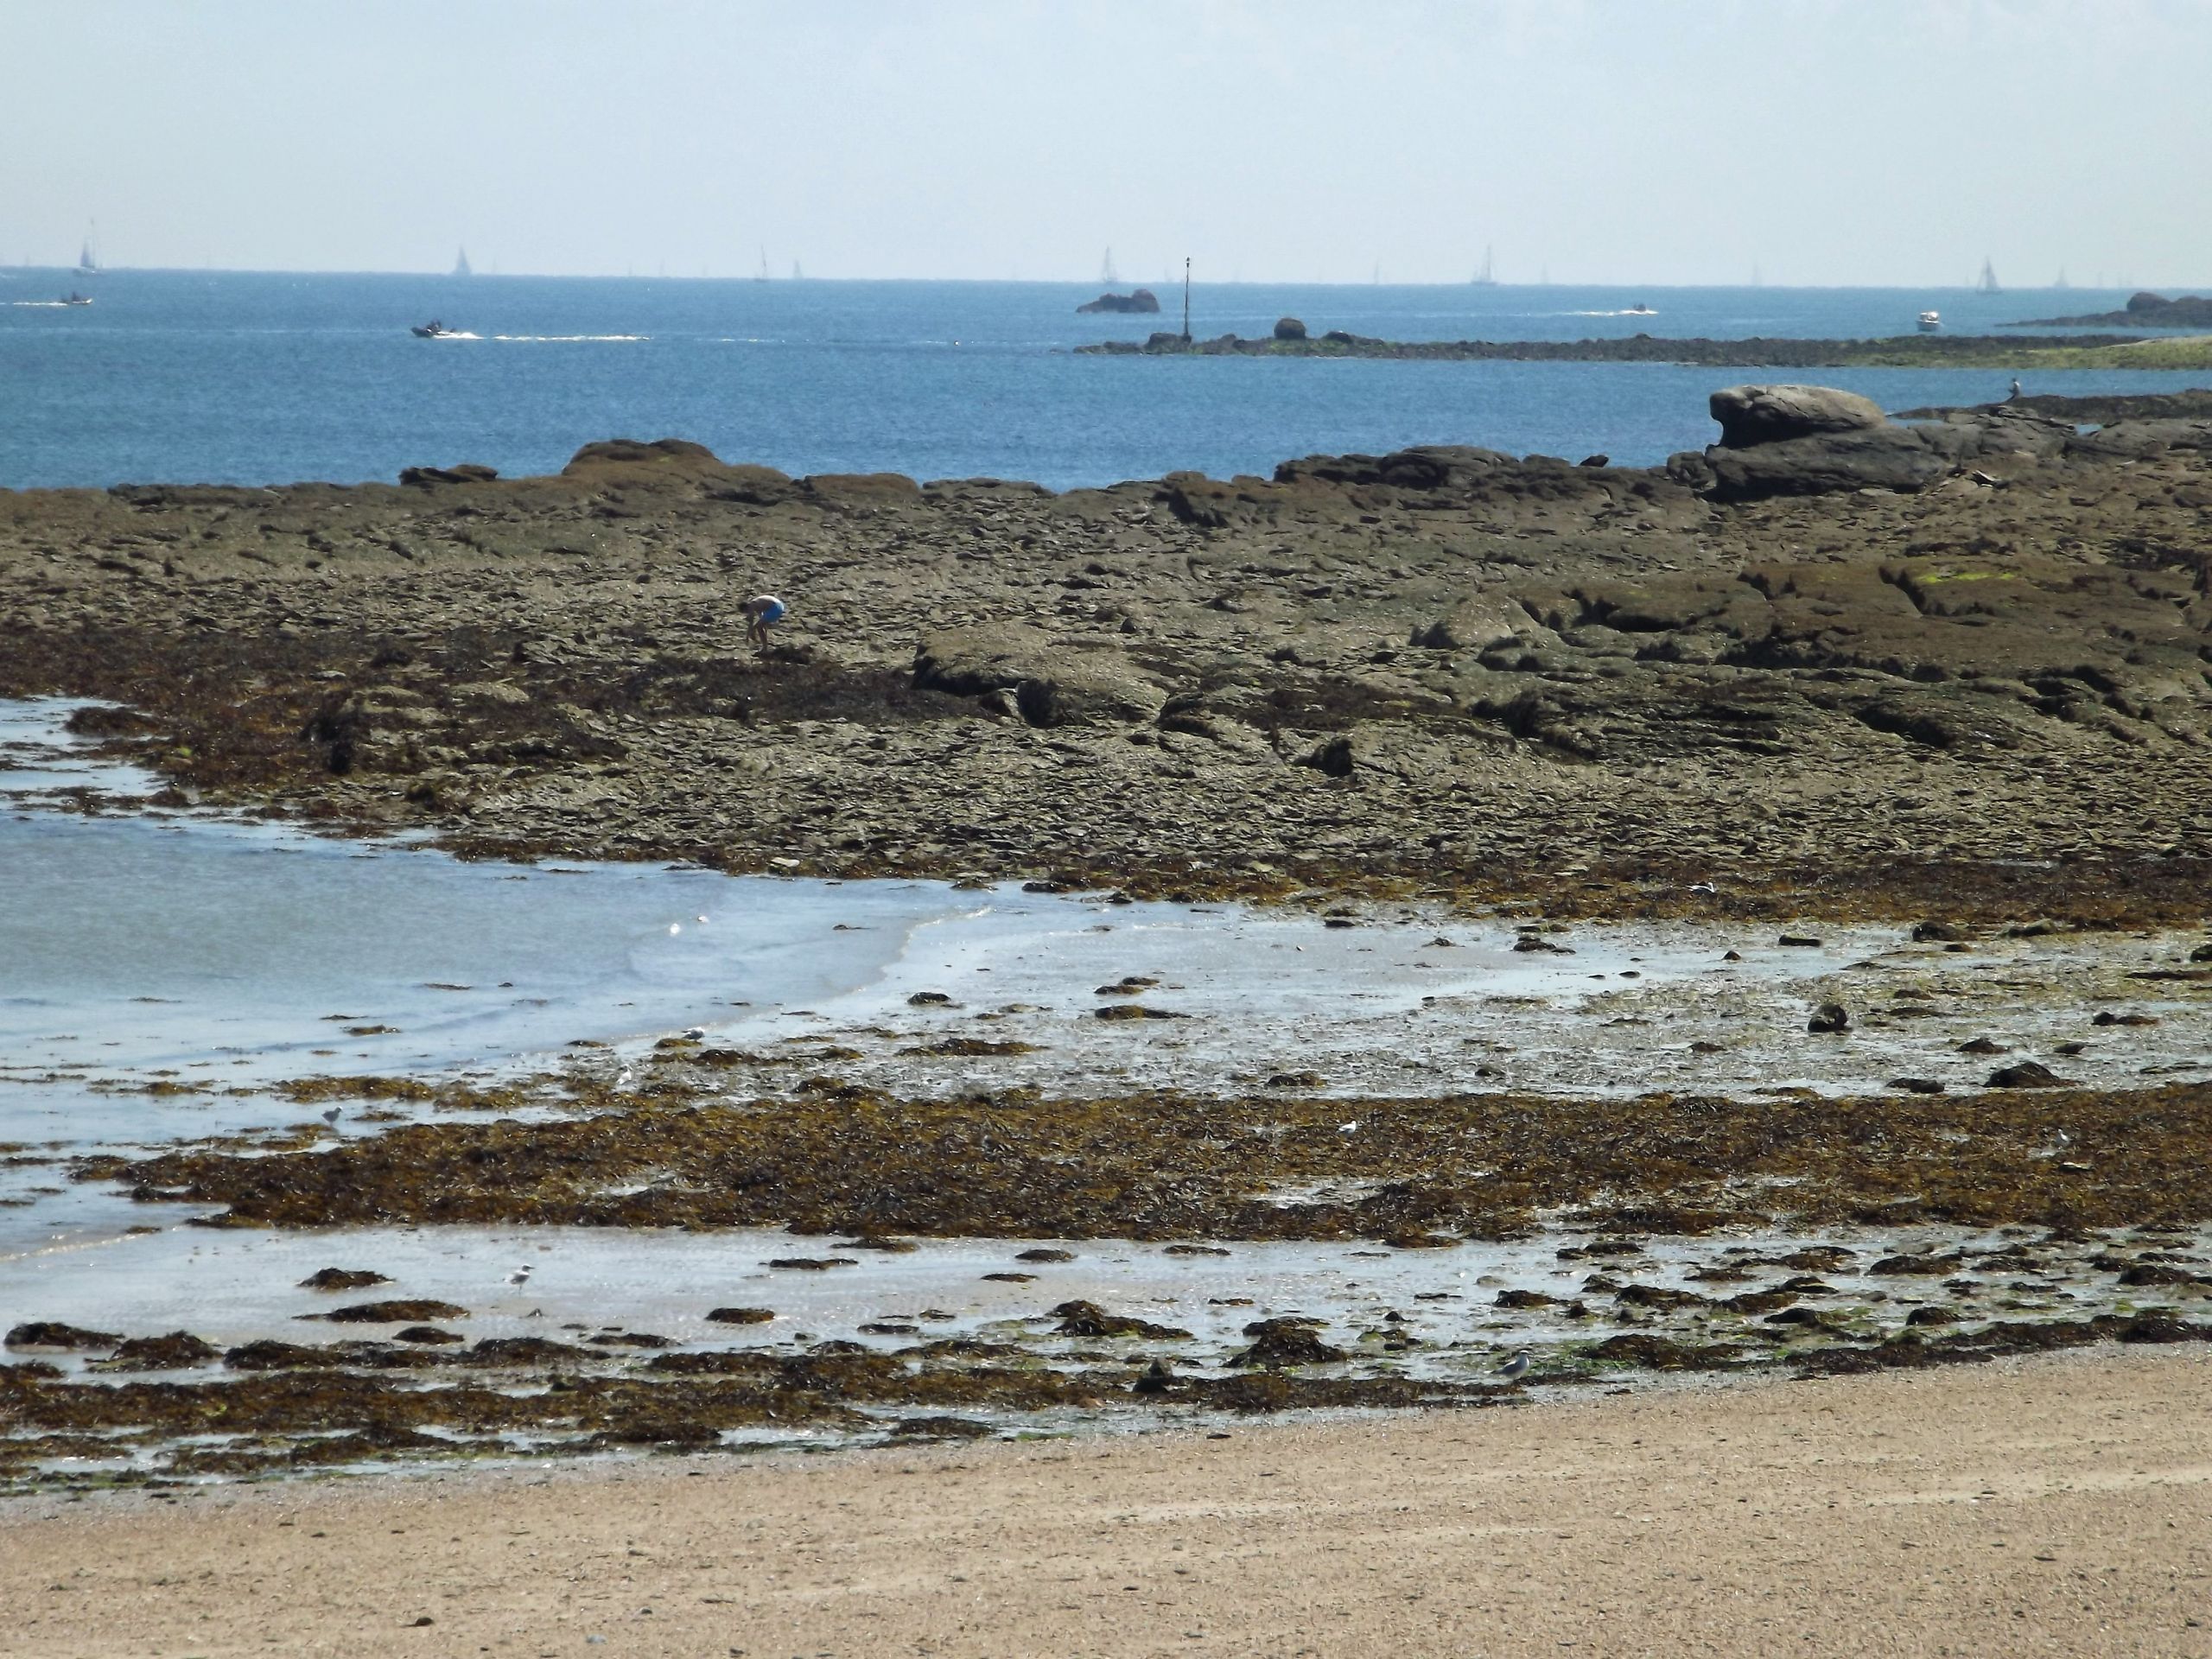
(74, 223, 100, 276)
(754, 246, 770, 283)
(1101, 247, 1119, 286)
(452, 247, 472, 278)
(2053, 267, 2071, 290)
(1977, 257, 2000, 295)
(791, 258, 802, 281)
(1471, 245, 1497, 287)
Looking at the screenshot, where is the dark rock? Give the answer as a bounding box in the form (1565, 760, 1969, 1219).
(1583, 1333, 1741, 1370)
(1094, 1003, 1184, 1020)
(225, 1339, 349, 1370)
(766, 1257, 858, 1270)
(563, 436, 722, 474)
(5, 1321, 122, 1351)
(1987, 1061, 2068, 1089)
(887, 1415, 992, 1440)
(99, 1332, 219, 1368)
(1015, 1248, 1077, 1263)
(1579, 454, 1611, 468)
(298, 1267, 391, 1291)
(1077, 289, 1162, 315)
(2092, 1011, 2158, 1027)
(1049, 1300, 1192, 1340)
(322, 1299, 468, 1323)
(1889, 1077, 1947, 1095)
(1911, 921, 1965, 943)
(1230, 1317, 1347, 1368)
(1615, 1283, 1708, 1311)
(393, 1325, 465, 1345)
(1870, 1252, 1967, 1275)
(2117, 1263, 2204, 1287)
(1495, 1288, 1560, 1308)
(1273, 317, 1308, 341)
(466, 1337, 595, 1365)
(1956, 1037, 2007, 1055)
(1777, 934, 1823, 947)
(397, 463, 498, 487)
(1807, 1001, 1851, 1034)
(1905, 1306, 1961, 1326)
(1664, 449, 1718, 490)
(705, 1306, 774, 1324)
(1709, 385, 1888, 448)
(1705, 427, 1953, 502)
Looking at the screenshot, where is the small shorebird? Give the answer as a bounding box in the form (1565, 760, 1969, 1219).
(1495, 1350, 1531, 1382)
(320, 1107, 341, 1127)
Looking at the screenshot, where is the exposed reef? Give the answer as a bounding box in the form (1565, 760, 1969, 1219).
(1079, 330, 2212, 369)
(2008, 292, 2212, 329)
(4, 406, 2212, 921)
(1076, 289, 1161, 315)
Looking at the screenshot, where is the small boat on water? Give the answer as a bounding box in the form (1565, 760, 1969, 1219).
(1917, 309, 1942, 332)
(1624, 302, 1656, 315)
(62, 291, 92, 306)
(411, 320, 461, 338)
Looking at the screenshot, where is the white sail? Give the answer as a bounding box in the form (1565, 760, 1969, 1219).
(452, 247, 472, 278)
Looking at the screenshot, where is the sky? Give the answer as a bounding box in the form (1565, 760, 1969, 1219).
(4, 0, 2209, 287)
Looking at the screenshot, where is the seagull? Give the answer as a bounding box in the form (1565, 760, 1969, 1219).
(681, 1027, 707, 1041)
(507, 1267, 532, 1286)
(1495, 1350, 1531, 1382)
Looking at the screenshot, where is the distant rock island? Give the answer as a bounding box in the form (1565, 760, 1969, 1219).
(1078, 329, 2212, 370)
(2008, 291, 2212, 329)
(1076, 289, 1160, 315)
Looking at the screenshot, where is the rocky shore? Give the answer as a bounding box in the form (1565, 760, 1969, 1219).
(1078, 329, 2212, 369)
(2010, 290, 2212, 329)
(3, 391, 2209, 922)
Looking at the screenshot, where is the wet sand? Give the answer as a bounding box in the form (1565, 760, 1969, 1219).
(4, 1344, 2208, 1658)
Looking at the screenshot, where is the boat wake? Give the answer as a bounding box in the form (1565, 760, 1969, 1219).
(488, 334, 649, 342)
(1565, 308, 1660, 318)
(10, 301, 73, 309)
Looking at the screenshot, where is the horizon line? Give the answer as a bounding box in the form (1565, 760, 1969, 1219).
(3, 265, 2195, 293)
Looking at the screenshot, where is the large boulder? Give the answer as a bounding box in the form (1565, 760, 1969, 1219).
(1273, 316, 1308, 340)
(1704, 427, 1952, 502)
(1709, 385, 1888, 448)
(912, 624, 1166, 728)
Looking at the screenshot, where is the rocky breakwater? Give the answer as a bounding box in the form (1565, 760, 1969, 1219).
(3, 412, 2211, 918)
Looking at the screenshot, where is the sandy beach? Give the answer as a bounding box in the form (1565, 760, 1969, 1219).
(5, 1344, 2209, 1657)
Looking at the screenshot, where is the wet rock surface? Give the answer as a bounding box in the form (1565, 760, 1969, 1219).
(3, 420, 2209, 924)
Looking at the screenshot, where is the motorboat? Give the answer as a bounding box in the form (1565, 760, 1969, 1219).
(1917, 310, 1942, 332)
(62, 291, 92, 306)
(1624, 302, 1656, 315)
(411, 320, 461, 338)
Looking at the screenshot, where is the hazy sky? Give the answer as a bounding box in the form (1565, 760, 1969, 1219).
(6, 0, 2209, 286)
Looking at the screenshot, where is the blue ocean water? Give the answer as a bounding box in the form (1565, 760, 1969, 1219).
(0, 270, 2198, 491)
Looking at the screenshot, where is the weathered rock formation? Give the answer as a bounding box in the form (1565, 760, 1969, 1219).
(1076, 289, 1161, 315)
(5, 398, 2210, 918)
(2011, 292, 2212, 329)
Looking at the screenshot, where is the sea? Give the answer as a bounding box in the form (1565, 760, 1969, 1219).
(1, 270, 2197, 493)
